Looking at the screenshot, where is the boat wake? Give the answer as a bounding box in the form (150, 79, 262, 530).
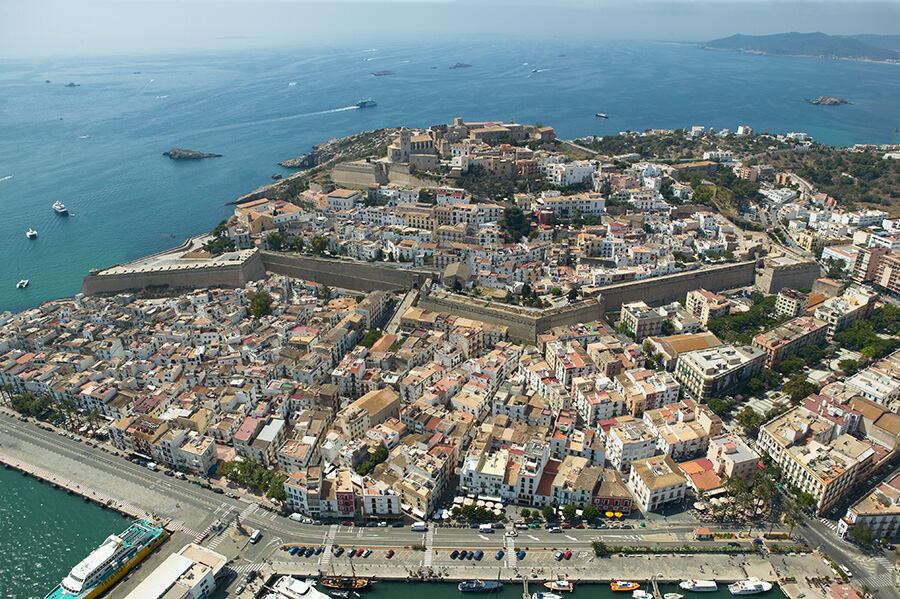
(183, 105, 360, 136)
(0, 175, 12, 182)
(288, 82, 298, 87)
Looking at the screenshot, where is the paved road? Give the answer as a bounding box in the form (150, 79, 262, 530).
(797, 517, 899, 599)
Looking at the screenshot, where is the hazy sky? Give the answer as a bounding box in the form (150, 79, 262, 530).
(1, 0, 899, 59)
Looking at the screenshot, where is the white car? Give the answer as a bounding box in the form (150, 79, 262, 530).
(505, 530, 518, 537)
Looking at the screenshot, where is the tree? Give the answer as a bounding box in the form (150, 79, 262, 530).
(520, 508, 531, 520)
(567, 288, 578, 302)
(319, 285, 332, 301)
(777, 356, 805, 376)
(707, 397, 734, 416)
(541, 505, 555, 522)
(838, 359, 860, 375)
(499, 207, 531, 242)
(581, 504, 599, 522)
(265, 231, 285, 251)
(848, 523, 875, 546)
(249, 291, 273, 318)
(783, 376, 818, 403)
(591, 540, 611, 558)
(735, 407, 765, 437)
(290, 236, 305, 253)
(562, 504, 577, 521)
(309, 235, 329, 255)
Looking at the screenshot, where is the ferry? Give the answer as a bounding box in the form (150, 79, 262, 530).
(44, 519, 168, 599)
(679, 579, 718, 592)
(728, 578, 773, 595)
(26, 228, 38, 239)
(543, 580, 574, 592)
(459, 580, 503, 593)
(610, 581, 641, 592)
(355, 99, 377, 108)
(16, 279, 29, 289)
(52, 201, 69, 215)
(267, 576, 332, 599)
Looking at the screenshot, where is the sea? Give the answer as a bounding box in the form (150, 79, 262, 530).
(1, 39, 900, 314)
(0, 466, 128, 599)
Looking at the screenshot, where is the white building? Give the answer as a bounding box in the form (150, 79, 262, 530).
(627, 454, 687, 513)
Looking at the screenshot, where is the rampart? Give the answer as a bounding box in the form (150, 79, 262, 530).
(599, 261, 758, 310)
(418, 289, 605, 343)
(261, 252, 432, 292)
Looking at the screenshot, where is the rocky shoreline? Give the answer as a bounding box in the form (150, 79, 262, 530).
(276, 128, 397, 170)
(163, 148, 223, 160)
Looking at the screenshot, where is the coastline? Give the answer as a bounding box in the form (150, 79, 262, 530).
(698, 44, 900, 65)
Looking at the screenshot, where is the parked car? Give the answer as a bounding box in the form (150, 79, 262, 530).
(362, 548, 372, 558)
(554, 551, 564, 561)
(495, 550, 504, 560)
(564, 550, 572, 560)
(385, 549, 395, 559)
(341, 520, 354, 527)
(561, 522, 571, 529)
(332, 546, 344, 557)
(391, 521, 404, 528)
(474, 550, 484, 561)
(505, 530, 518, 537)
(548, 526, 562, 533)
(450, 550, 460, 559)
(348, 548, 357, 558)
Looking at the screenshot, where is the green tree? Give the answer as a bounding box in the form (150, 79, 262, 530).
(520, 508, 531, 520)
(290, 236, 305, 253)
(249, 291, 273, 318)
(265, 231, 285, 251)
(567, 288, 578, 302)
(838, 359, 860, 375)
(499, 207, 531, 242)
(848, 523, 875, 546)
(707, 397, 734, 416)
(309, 235, 329, 255)
(562, 504, 577, 521)
(581, 504, 600, 522)
(735, 407, 765, 437)
(541, 505, 555, 522)
(591, 540, 611, 558)
(782, 376, 818, 403)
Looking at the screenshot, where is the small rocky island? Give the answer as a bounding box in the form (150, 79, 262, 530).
(163, 148, 223, 161)
(806, 95, 851, 106)
(450, 62, 472, 69)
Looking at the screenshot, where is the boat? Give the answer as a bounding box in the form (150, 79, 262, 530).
(459, 580, 503, 593)
(679, 580, 718, 592)
(728, 578, 773, 595)
(52, 201, 69, 215)
(664, 595, 684, 599)
(610, 581, 641, 592)
(543, 581, 574, 592)
(16, 279, 29, 289)
(595, 112, 608, 119)
(355, 99, 377, 108)
(329, 592, 350, 598)
(267, 577, 332, 599)
(633, 592, 654, 599)
(44, 519, 168, 599)
(531, 593, 562, 599)
(319, 577, 370, 591)
(26, 228, 38, 239)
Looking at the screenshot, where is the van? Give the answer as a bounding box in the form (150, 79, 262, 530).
(174, 472, 186, 480)
(289, 513, 305, 522)
(249, 529, 262, 544)
(479, 523, 494, 533)
(146, 462, 158, 472)
(410, 522, 427, 532)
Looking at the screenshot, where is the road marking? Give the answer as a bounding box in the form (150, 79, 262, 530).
(506, 536, 517, 568)
(478, 534, 490, 540)
(320, 525, 338, 566)
(528, 535, 539, 541)
(423, 528, 435, 567)
(565, 535, 577, 541)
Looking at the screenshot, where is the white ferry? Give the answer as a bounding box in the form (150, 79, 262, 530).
(679, 579, 718, 592)
(729, 578, 773, 595)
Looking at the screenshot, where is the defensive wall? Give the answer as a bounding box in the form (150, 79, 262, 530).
(599, 261, 758, 310)
(81, 249, 266, 296)
(331, 160, 435, 189)
(261, 252, 432, 292)
(418, 289, 605, 343)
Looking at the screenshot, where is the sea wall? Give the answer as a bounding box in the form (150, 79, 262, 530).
(599, 261, 757, 310)
(81, 252, 266, 296)
(261, 252, 432, 292)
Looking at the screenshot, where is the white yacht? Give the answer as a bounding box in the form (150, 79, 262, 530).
(664, 594, 684, 599)
(16, 279, 29, 289)
(729, 578, 773, 595)
(52, 201, 69, 215)
(532, 593, 563, 599)
(26, 228, 38, 239)
(266, 577, 332, 599)
(632, 592, 654, 599)
(679, 580, 718, 592)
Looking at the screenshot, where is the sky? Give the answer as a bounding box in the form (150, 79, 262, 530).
(1, 0, 899, 59)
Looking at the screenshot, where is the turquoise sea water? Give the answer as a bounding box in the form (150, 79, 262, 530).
(0, 39, 899, 313)
(0, 466, 128, 599)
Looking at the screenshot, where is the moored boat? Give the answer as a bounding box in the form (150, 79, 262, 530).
(531, 593, 562, 599)
(44, 519, 168, 599)
(543, 580, 573, 592)
(267, 577, 332, 599)
(632, 591, 654, 599)
(679, 579, 718, 592)
(664, 594, 684, 599)
(728, 578, 773, 595)
(459, 580, 503, 593)
(319, 577, 370, 591)
(610, 581, 641, 592)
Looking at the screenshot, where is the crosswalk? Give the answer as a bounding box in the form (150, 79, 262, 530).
(855, 555, 897, 589)
(233, 562, 266, 574)
(506, 537, 517, 568)
(861, 571, 897, 590)
(423, 528, 435, 567)
(819, 518, 840, 533)
(320, 525, 338, 567)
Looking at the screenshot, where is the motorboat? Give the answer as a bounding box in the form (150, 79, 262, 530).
(355, 99, 377, 108)
(26, 228, 38, 239)
(728, 578, 773, 595)
(595, 112, 608, 119)
(679, 579, 718, 592)
(52, 201, 69, 215)
(544, 580, 574, 592)
(16, 279, 29, 289)
(458, 580, 503, 593)
(633, 592, 654, 599)
(531, 593, 562, 599)
(664, 594, 684, 599)
(610, 581, 641, 592)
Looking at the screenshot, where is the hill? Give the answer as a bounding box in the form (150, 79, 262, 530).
(705, 32, 900, 62)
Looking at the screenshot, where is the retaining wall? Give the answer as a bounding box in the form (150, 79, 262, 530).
(261, 252, 432, 292)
